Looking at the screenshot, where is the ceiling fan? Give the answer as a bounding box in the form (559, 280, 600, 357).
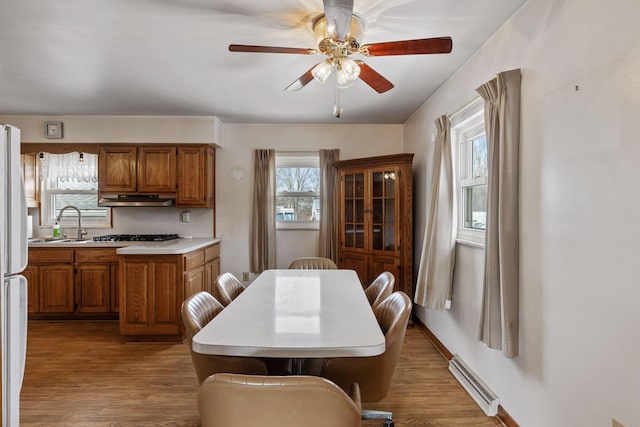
(228, 0, 453, 97)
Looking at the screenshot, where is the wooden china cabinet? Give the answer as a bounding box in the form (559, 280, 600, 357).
(334, 153, 414, 299)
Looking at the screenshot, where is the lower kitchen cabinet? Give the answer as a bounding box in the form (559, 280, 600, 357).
(75, 248, 119, 314)
(39, 264, 75, 313)
(27, 247, 119, 319)
(185, 266, 206, 297)
(23, 265, 39, 314)
(120, 256, 182, 339)
(75, 264, 111, 313)
(119, 242, 220, 342)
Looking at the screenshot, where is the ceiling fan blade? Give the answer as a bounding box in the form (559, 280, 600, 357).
(356, 61, 394, 93)
(229, 44, 314, 55)
(323, 0, 354, 41)
(362, 37, 453, 56)
(284, 66, 316, 92)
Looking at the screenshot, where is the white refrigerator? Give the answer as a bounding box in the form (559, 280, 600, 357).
(0, 124, 28, 426)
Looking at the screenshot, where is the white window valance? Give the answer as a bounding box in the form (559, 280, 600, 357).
(40, 152, 98, 183)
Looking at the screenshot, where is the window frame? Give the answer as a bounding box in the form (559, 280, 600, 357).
(275, 152, 320, 230)
(452, 98, 487, 248)
(38, 152, 112, 229)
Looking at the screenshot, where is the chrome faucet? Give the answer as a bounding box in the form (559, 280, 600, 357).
(57, 205, 88, 240)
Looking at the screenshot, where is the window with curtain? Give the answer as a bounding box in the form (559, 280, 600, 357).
(39, 152, 112, 228)
(275, 152, 320, 230)
(452, 98, 487, 247)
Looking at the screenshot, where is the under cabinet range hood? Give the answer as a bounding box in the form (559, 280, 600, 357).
(98, 194, 175, 207)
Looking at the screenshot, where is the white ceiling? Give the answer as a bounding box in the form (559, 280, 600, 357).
(0, 0, 526, 124)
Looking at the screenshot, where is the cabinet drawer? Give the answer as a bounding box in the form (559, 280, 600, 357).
(184, 249, 205, 271)
(75, 248, 118, 263)
(29, 249, 74, 263)
(204, 244, 220, 262)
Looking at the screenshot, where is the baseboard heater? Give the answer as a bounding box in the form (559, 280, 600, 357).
(448, 355, 499, 416)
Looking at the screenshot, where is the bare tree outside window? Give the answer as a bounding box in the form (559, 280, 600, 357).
(276, 166, 320, 223)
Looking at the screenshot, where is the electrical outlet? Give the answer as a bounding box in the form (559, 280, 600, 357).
(612, 418, 626, 427)
(242, 272, 250, 281)
(181, 211, 191, 222)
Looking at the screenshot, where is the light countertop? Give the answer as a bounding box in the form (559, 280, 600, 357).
(29, 237, 220, 255)
(116, 237, 220, 255)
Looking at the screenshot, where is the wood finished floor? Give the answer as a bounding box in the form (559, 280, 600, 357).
(21, 320, 502, 426)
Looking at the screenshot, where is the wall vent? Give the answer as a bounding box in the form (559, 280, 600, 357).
(448, 355, 499, 416)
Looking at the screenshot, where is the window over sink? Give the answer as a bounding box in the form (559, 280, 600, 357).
(39, 152, 112, 228)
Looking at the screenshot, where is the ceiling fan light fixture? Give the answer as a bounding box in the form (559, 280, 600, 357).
(312, 60, 333, 84)
(336, 57, 360, 88)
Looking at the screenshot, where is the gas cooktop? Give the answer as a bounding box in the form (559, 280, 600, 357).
(92, 234, 180, 242)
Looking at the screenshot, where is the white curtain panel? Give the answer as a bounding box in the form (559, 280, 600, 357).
(318, 149, 340, 262)
(250, 149, 276, 273)
(414, 115, 456, 310)
(476, 69, 521, 358)
(40, 152, 98, 183)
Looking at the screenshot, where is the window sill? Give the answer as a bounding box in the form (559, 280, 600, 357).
(456, 228, 485, 249)
(276, 222, 319, 231)
(455, 238, 485, 249)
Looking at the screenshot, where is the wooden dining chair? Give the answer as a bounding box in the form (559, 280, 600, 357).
(288, 256, 338, 269)
(198, 373, 362, 427)
(365, 271, 394, 309)
(214, 272, 245, 306)
(181, 291, 268, 384)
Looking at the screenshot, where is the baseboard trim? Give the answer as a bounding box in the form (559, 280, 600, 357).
(414, 318, 519, 427)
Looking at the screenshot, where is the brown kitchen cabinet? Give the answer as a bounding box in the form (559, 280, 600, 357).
(39, 264, 76, 313)
(28, 248, 75, 314)
(177, 145, 215, 208)
(98, 145, 138, 193)
(334, 153, 414, 298)
(98, 144, 215, 210)
(24, 263, 75, 314)
(75, 248, 119, 314)
(27, 247, 119, 318)
(98, 145, 177, 194)
(20, 153, 39, 208)
(204, 244, 220, 295)
(75, 264, 111, 313)
(137, 146, 177, 193)
(119, 242, 220, 341)
(22, 265, 39, 313)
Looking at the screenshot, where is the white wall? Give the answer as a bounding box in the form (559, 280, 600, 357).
(217, 123, 403, 280)
(0, 115, 223, 144)
(404, 1, 640, 426)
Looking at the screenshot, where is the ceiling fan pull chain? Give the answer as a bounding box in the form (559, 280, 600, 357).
(333, 84, 343, 118)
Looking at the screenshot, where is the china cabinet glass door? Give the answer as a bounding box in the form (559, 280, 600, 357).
(342, 171, 367, 250)
(371, 168, 399, 254)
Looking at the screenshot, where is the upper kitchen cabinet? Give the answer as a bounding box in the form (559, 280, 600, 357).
(20, 153, 39, 207)
(98, 145, 137, 193)
(137, 146, 177, 193)
(334, 153, 414, 299)
(177, 146, 215, 208)
(98, 144, 214, 208)
(98, 145, 176, 194)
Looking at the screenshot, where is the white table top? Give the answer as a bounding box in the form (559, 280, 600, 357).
(192, 269, 385, 358)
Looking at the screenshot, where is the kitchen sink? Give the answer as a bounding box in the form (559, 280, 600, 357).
(29, 238, 92, 244)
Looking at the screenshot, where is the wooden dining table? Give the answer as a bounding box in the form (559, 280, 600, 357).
(192, 269, 385, 373)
